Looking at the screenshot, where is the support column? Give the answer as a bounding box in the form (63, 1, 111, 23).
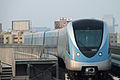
(56, 61, 59, 80)
(27, 64, 30, 79)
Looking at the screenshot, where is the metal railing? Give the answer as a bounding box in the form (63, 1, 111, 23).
(13, 44, 57, 60)
(14, 45, 42, 60)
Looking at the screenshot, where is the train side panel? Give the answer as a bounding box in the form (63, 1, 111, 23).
(24, 33, 33, 45)
(57, 27, 67, 60)
(33, 32, 44, 45)
(44, 30, 58, 48)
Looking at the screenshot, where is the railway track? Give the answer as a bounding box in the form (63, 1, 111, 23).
(64, 72, 120, 80)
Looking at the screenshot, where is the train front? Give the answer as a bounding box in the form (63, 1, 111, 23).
(65, 19, 111, 76)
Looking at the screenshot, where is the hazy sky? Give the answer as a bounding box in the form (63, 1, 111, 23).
(0, 0, 120, 32)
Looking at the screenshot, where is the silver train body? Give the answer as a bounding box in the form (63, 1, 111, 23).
(24, 19, 111, 74)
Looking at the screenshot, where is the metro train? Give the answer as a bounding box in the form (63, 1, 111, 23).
(24, 19, 111, 79)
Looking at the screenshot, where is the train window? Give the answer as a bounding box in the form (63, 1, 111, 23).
(74, 30, 102, 47)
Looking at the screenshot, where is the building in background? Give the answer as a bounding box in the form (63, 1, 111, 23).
(12, 31, 24, 44)
(109, 33, 120, 46)
(0, 23, 2, 33)
(31, 27, 51, 32)
(0, 31, 24, 44)
(54, 18, 72, 29)
(0, 20, 31, 45)
(11, 20, 31, 44)
(103, 15, 115, 33)
(12, 20, 30, 34)
(1, 32, 12, 44)
(3, 33, 13, 44)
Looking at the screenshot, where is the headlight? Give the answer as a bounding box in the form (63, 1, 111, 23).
(99, 52, 102, 56)
(76, 52, 80, 57)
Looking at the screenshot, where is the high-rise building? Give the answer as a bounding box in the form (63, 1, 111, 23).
(103, 15, 115, 33)
(54, 18, 72, 29)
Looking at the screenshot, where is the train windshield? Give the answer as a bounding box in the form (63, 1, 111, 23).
(75, 30, 102, 47)
(73, 20, 103, 58)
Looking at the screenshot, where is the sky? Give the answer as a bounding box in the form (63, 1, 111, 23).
(0, 0, 120, 32)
